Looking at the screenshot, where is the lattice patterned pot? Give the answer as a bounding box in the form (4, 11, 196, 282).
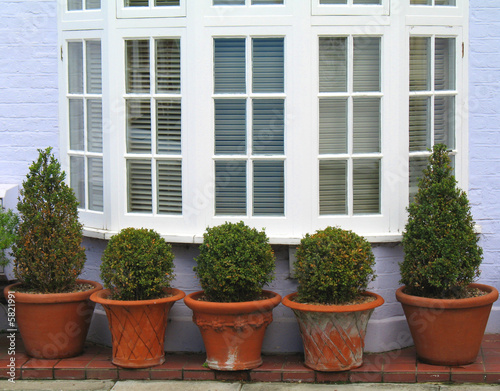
(184, 290, 281, 371)
(282, 291, 384, 372)
(90, 288, 185, 368)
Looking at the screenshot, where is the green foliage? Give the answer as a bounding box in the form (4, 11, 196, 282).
(100, 227, 175, 301)
(13, 148, 86, 293)
(194, 221, 275, 303)
(0, 209, 19, 267)
(400, 144, 482, 299)
(293, 226, 376, 305)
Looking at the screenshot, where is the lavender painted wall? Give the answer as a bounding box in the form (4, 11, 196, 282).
(1, 1, 499, 353)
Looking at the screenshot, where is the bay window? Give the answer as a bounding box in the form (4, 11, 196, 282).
(58, 1, 468, 243)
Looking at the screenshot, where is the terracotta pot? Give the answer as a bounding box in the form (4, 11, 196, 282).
(90, 288, 185, 368)
(396, 283, 499, 366)
(184, 290, 281, 371)
(4, 279, 102, 359)
(282, 291, 384, 371)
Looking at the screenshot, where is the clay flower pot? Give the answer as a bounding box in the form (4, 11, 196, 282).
(184, 290, 281, 371)
(396, 283, 498, 366)
(91, 287, 185, 368)
(282, 291, 384, 371)
(4, 279, 102, 359)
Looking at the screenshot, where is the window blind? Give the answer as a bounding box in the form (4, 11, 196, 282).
(353, 97, 380, 153)
(87, 99, 103, 153)
(214, 39, 246, 93)
(353, 37, 380, 92)
(253, 161, 284, 215)
(353, 159, 380, 214)
(86, 0, 101, 9)
(409, 96, 430, 151)
(319, 160, 347, 215)
(68, 42, 83, 94)
(157, 100, 181, 154)
(252, 38, 284, 93)
(435, 38, 455, 91)
(319, 37, 347, 93)
(156, 39, 180, 93)
(320, 0, 381, 4)
(410, 37, 430, 91)
(215, 99, 247, 155)
(252, 99, 284, 155)
(70, 156, 85, 209)
(68, 0, 83, 11)
(126, 40, 150, 93)
(128, 160, 152, 212)
(319, 98, 347, 154)
(127, 100, 152, 153)
(157, 160, 182, 214)
(88, 157, 103, 211)
(69, 99, 84, 151)
(215, 161, 247, 215)
(434, 95, 455, 149)
(86, 41, 102, 94)
(213, 0, 245, 4)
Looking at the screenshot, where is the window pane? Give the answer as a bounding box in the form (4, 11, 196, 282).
(411, 0, 431, 4)
(319, 160, 347, 215)
(319, 37, 347, 93)
(253, 161, 284, 215)
(69, 99, 84, 151)
(156, 39, 180, 93)
(88, 157, 103, 211)
(68, 0, 83, 10)
(252, 38, 284, 93)
(214, 38, 246, 93)
(435, 38, 456, 91)
(127, 160, 152, 212)
(353, 97, 380, 153)
(70, 156, 85, 209)
(409, 96, 430, 152)
(87, 99, 103, 153)
(214, 0, 245, 4)
(157, 100, 181, 154)
(353, 159, 380, 214)
(125, 0, 149, 6)
(320, 0, 346, 4)
(68, 42, 83, 94)
(319, 98, 347, 154)
(252, 0, 283, 4)
(215, 99, 246, 155)
(434, 95, 455, 149)
(156, 0, 180, 5)
(86, 41, 102, 94)
(410, 37, 430, 91)
(86, 0, 101, 9)
(253, 99, 284, 155)
(353, 37, 380, 92)
(353, 0, 381, 3)
(409, 156, 427, 202)
(435, 0, 456, 5)
(127, 100, 151, 153)
(157, 160, 182, 214)
(215, 161, 247, 215)
(126, 40, 150, 93)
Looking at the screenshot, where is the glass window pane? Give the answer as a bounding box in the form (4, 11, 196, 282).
(215, 161, 247, 215)
(215, 99, 246, 155)
(88, 157, 103, 211)
(87, 99, 103, 153)
(319, 160, 347, 215)
(409, 156, 427, 203)
(320, 0, 347, 4)
(435, 38, 456, 91)
(436, 0, 456, 5)
(353, 97, 380, 153)
(214, 0, 245, 4)
(252, 99, 284, 155)
(353, 0, 381, 3)
(410, 37, 430, 91)
(319, 37, 347, 93)
(253, 161, 284, 215)
(353, 37, 380, 92)
(156, 0, 180, 5)
(353, 159, 380, 214)
(411, 0, 431, 4)
(86, 0, 101, 9)
(434, 95, 455, 149)
(319, 98, 347, 154)
(157, 160, 182, 214)
(125, 0, 149, 6)
(156, 39, 180, 93)
(68, 0, 83, 10)
(252, 0, 283, 4)
(86, 41, 102, 94)
(68, 42, 83, 94)
(214, 38, 246, 93)
(127, 160, 152, 213)
(409, 96, 430, 152)
(69, 99, 84, 151)
(127, 100, 151, 153)
(252, 38, 284, 93)
(126, 40, 150, 93)
(70, 156, 85, 209)
(157, 100, 181, 154)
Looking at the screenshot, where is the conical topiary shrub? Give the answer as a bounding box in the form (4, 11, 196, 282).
(400, 144, 482, 299)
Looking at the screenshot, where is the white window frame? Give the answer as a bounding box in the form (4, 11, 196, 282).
(311, 0, 390, 16)
(116, 0, 186, 19)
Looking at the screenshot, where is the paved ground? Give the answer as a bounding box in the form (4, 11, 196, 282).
(1, 381, 500, 391)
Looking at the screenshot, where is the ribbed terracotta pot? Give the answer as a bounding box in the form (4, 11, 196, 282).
(90, 288, 185, 368)
(184, 290, 281, 371)
(4, 279, 102, 359)
(396, 283, 498, 366)
(282, 291, 384, 371)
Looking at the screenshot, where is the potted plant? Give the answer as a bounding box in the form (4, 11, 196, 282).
(0, 208, 19, 288)
(282, 226, 384, 371)
(396, 144, 498, 366)
(90, 227, 185, 368)
(3, 147, 102, 359)
(184, 221, 281, 371)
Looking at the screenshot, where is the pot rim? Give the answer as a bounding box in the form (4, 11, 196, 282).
(3, 279, 103, 304)
(282, 291, 384, 313)
(184, 290, 281, 314)
(90, 287, 185, 306)
(396, 283, 499, 309)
